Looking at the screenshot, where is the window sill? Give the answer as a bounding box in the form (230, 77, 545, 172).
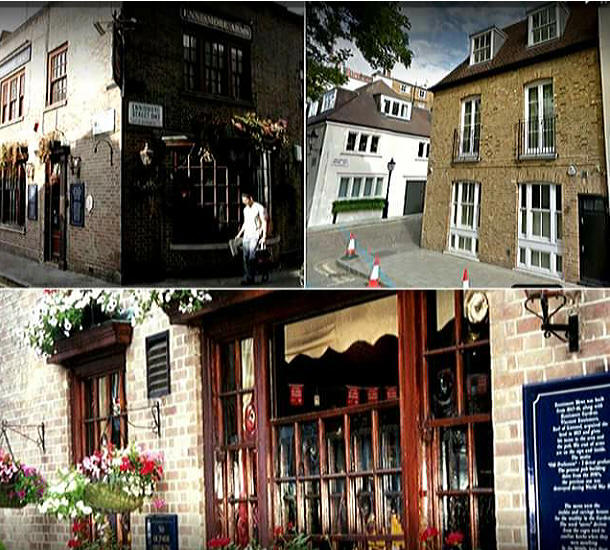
(453, 155, 480, 164)
(44, 99, 68, 113)
(444, 249, 479, 262)
(0, 223, 25, 235)
(0, 116, 25, 130)
(341, 152, 382, 158)
(515, 265, 564, 282)
(180, 90, 254, 109)
(517, 152, 557, 161)
(415, 158, 429, 162)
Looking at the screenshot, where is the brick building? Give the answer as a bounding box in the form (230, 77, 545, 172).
(0, 3, 303, 284)
(2, 288, 610, 550)
(421, 3, 609, 285)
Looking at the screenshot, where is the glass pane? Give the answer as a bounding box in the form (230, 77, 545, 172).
(221, 342, 237, 392)
(242, 392, 256, 440)
(442, 496, 471, 549)
(440, 427, 468, 491)
(541, 252, 551, 269)
(229, 450, 245, 499)
(379, 408, 401, 469)
(278, 482, 297, 529)
(477, 494, 497, 549)
(541, 185, 550, 209)
(532, 185, 540, 208)
(474, 423, 494, 488)
(426, 291, 456, 350)
(351, 413, 373, 472)
(353, 476, 375, 533)
(351, 178, 362, 197)
(248, 449, 257, 497)
(329, 478, 347, 534)
(300, 422, 319, 476)
(303, 481, 322, 533)
(428, 353, 457, 418)
(464, 348, 491, 414)
(325, 417, 346, 473)
(241, 338, 254, 390)
(381, 474, 403, 534)
(110, 372, 121, 447)
(375, 178, 383, 196)
(223, 397, 238, 445)
(277, 425, 295, 477)
(363, 178, 373, 197)
(533, 212, 541, 236)
(98, 376, 109, 416)
(338, 178, 349, 197)
(556, 254, 563, 273)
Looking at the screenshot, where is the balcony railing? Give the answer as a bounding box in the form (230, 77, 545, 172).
(452, 125, 481, 163)
(516, 116, 557, 160)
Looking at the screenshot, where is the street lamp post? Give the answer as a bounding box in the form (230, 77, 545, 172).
(382, 157, 396, 219)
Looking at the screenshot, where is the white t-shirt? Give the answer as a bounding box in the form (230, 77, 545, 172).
(242, 202, 266, 239)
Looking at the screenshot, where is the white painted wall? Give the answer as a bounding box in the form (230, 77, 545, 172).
(307, 121, 429, 227)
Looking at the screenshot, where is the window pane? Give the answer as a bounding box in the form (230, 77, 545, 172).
(474, 423, 494, 488)
(379, 408, 401, 469)
(463, 347, 491, 413)
(428, 353, 457, 418)
(223, 397, 238, 445)
(221, 342, 236, 392)
(541, 185, 550, 209)
(541, 251, 551, 269)
(370, 136, 379, 153)
(329, 478, 347, 534)
(442, 496, 471, 549)
(363, 178, 374, 197)
(381, 474, 403, 533)
(533, 212, 542, 236)
(358, 135, 368, 152)
(520, 247, 527, 264)
(346, 132, 357, 151)
(277, 425, 295, 477)
(302, 481, 321, 533)
(375, 178, 383, 196)
(426, 291, 456, 350)
(440, 427, 468, 491)
(278, 482, 297, 528)
(242, 392, 255, 440)
(241, 338, 254, 390)
(350, 413, 373, 472)
(338, 178, 349, 198)
(353, 475, 375, 533)
(325, 418, 346, 473)
(351, 177, 362, 197)
(477, 494, 497, 549)
(392, 102, 399, 115)
(556, 254, 563, 273)
(542, 212, 551, 238)
(299, 422, 319, 476)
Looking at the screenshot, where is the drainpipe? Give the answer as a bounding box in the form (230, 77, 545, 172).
(599, 5, 610, 208)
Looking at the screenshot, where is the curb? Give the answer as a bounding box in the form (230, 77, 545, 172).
(335, 257, 369, 281)
(0, 273, 27, 287)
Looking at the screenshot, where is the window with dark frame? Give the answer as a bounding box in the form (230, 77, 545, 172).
(183, 30, 250, 100)
(421, 291, 495, 550)
(48, 44, 67, 105)
(146, 331, 171, 398)
(1, 70, 25, 124)
(0, 162, 26, 227)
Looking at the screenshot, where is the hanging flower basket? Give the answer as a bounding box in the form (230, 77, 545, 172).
(232, 112, 288, 151)
(0, 484, 27, 509)
(84, 482, 144, 514)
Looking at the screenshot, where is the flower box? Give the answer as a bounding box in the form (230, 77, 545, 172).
(84, 482, 143, 514)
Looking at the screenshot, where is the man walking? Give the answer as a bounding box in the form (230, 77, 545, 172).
(235, 191, 267, 285)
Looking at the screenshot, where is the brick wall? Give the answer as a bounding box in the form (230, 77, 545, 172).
(489, 289, 610, 550)
(0, 291, 204, 550)
(422, 47, 607, 283)
(0, 5, 123, 282)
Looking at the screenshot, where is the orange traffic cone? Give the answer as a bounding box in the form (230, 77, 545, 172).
(368, 255, 382, 287)
(344, 233, 358, 259)
(462, 268, 469, 290)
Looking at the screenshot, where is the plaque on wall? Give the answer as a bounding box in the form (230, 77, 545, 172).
(70, 183, 85, 227)
(523, 372, 610, 550)
(146, 514, 178, 550)
(27, 184, 37, 221)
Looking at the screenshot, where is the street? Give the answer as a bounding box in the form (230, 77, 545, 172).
(307, 215, 562, 288)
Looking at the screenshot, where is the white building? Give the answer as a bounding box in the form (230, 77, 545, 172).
(306, 80, 431, 227)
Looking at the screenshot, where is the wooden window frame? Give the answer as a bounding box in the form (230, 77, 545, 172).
(47, 43, 68, 107)
(1, 69, 25, 125)
(418, 291, 495, 550)
(0, 161, 26, 227)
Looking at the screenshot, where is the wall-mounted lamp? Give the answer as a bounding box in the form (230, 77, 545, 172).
(524, 290, 579, 352)
(69, 155, 82, 178)
(93, 138, 113, 166)
(140, 142, 154, 166)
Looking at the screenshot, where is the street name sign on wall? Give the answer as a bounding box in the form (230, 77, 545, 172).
(128, 102, 163, 128)
(0, 42, 31, 80)
(523, 372, 610, 549)
(181, 8, 252, 40)
(146, 514, 178, 550)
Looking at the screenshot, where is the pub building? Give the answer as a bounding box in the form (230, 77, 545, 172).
(0, 3, 303, 284)
(1, 288, 610, 550)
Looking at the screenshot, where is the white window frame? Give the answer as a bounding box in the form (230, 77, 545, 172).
(470, 30, 492, 65)
(418, 89, 426, 99)
(517, 183, 563, 278)
(379, 94, 412, 120)
(321, 89, 337, 112)
(400, 83, 410, 94)
(307, 100, 319, 118)
(448, 181, 481, 258)
(344, 130, 381, 155)
(460, 96, 481, 158)
(336, 175, 386, 200)
(528, 4, 559, 46)
(417, 141, 430, 159)
(524, 80, 554, 156)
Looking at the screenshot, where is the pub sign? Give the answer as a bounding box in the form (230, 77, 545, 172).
(146, 514, 178, 550)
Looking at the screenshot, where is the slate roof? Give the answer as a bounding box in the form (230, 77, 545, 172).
(308, 80, 431, 138)
(431, 2, 598, 93)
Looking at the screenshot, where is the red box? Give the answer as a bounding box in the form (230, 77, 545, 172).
(347, 386, 360, 406)
(386, 386, 398, 400)
(289, 384, 304, 406)
(367, 387, 379, 402)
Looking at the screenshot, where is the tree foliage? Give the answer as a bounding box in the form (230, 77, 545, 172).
(307, 2, 413, 100)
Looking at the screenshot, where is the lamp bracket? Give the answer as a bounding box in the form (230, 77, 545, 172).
(524, 292, 579, 352)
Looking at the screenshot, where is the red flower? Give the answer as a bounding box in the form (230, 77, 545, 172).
(141, 459, 156, 476)
(120, 456, 132, 472)
(286, 522, 295, 532)
(273, 526, 284, 537)
(445, 531, 464, 547)
(420, 526, 439, 542)
(208, 537, 231, 548)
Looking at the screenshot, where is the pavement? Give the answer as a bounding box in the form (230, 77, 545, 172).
(0, 248, 302, 288)
(307, 215, 564, 288)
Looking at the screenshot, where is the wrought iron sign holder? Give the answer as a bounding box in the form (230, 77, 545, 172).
(111, 401, 161, 438)
(0, 419, 45, 460)
(524, 291, 579, 352)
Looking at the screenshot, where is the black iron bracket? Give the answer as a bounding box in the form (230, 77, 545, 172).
(525, 292, 579, 352)
(0, 419, 46, 459)
(113, 401, 161, 438)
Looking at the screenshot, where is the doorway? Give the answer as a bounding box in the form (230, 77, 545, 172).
(579, 194, 610, 285)
(44, 148, 68, 268)
(403, 180, 425, 215)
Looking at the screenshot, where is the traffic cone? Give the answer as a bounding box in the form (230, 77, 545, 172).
(368, 254, 382, 288)
(462, 268, 469, 290)
(344, 233, 358, 259)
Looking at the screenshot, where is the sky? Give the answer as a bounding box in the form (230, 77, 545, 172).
(337, 2, 544, 89)
(0, 2, 43, 32)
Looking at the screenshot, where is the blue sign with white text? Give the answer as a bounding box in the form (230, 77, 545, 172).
(524, 372, 610, 550)
(146, 514, 178, 550)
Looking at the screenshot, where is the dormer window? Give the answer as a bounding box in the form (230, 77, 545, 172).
(528, 3, 568, 46)
(320, 89, 337, 112)
(307, 100, 319, 118)
(379, 94, 412, 120)
(472, 31, 491, 64)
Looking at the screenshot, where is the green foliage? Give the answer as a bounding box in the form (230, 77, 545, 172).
(307, 2, 412, 100)
(0, 540, 6, 550)
(332, 198, 386, 215)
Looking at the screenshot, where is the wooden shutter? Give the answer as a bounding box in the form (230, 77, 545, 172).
(146, 331, 170, 398)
